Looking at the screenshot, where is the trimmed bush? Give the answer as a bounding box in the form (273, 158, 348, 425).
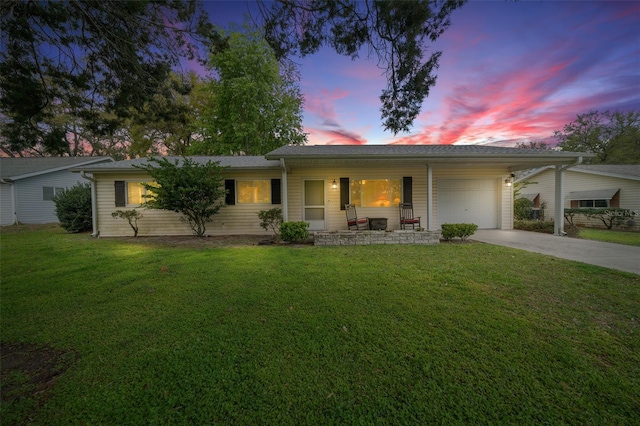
(564, 208, 638, 230)
(514, 198, 533, 220)
(441, 223, 478, 241)
(53, 183, 92, 233)
(111, 209, 143, 237)
(514, 220, 554, 234)
(258, 208, 283, 241)
(280, 221, 309, 243)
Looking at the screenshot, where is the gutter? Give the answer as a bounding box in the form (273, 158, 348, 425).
(81, 171, 99, 237)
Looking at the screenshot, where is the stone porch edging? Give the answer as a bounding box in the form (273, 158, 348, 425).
(313, 230, 441, 246)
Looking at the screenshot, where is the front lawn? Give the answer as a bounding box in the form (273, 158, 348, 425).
(1, 226, 639, 424)
(578, 228, 640, 246)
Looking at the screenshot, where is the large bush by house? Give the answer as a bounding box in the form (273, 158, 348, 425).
(53, 183, 92, 233)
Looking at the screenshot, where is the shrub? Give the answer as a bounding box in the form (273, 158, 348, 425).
(258, 208, 283, 241)
(111, 209, 143, 237)
(280, 221, 309, 243)
(441, 223, 478, 241)
(564, 208, 638, 230)
(514, 198, 533, 220)
(514, 220, 554, 234)
(134, 157, 227, 237)
(53, 183, 92, 233)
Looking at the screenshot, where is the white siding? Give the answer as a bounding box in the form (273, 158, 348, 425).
(523, 168, 640, 226)
(1, 183, 15, 225)
(286, 164, 513, 232)
(95, 164, 516, 236)
(11, 170, 89, 224)
(432, 166, 513, 230)
(95, 170, 282, 237)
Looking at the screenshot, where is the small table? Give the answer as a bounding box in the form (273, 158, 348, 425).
(369, 217, 388, 230)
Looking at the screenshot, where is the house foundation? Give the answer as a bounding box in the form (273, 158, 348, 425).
(313, 230, 441, 246)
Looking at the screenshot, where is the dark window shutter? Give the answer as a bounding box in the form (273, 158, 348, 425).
(114, 181, 125, 207)
(271, 179, 281, 204)
(225, 180, 235, 205)
(403, 177, 413, 204)
(340, 178, 350, 210)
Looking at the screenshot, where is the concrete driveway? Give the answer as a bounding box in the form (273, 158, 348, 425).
(471, 230, 640, 275)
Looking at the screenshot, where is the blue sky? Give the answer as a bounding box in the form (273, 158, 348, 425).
(202, 1, 640, 147)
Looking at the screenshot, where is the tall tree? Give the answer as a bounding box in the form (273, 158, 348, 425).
(516, 141, 549, 150)
(0, 0, 211, 156)
(555, 110, 640, 164)
(191, 26, 306, 156)
(258, 0, 466, 134)
(126, 72, 204, 158)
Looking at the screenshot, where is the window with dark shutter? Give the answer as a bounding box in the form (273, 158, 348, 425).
(340, 178, 350, 210)
(224, 180, 235, 205)
(114, 181, 126, 207)
(403, 177, 413, 204)
(271, 179, 281, 204)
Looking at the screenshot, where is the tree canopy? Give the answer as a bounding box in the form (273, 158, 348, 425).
(190, 26, 306, 156)
(0, 0, 211, 157)
(258, 0, 467, 134)
(555, 110, 640, 164)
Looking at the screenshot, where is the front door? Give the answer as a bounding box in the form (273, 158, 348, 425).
(304, 179, 326, 231)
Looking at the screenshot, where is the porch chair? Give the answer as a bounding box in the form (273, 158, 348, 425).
(345, 204, 369, 230)
(399, 203, 421, 230)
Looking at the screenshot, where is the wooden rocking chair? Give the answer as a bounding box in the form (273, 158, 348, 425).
(345, 204, 369, 230)
(399, 203, 421, 230)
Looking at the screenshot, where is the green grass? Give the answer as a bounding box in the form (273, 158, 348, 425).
(2, 225, 639, 424)
(578, 228, 640, 246)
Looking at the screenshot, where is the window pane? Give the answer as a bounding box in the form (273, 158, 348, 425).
(305, 208, 324, 220)
(43, 187, 54, 201)
(352, 179, 401, 208)
(238, 180, 271, 204)
(594, 199, 608, 208)
(127, 182, 145, 205)
(304, 180, 324, 206)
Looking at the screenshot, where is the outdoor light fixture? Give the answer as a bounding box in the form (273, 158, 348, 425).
(505, 178, 513, 187)
(332, 179, 337, 189)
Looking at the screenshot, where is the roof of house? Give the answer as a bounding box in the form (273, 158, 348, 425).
(70, 145, 598, 174)
(0, 156, 113, 181)
(73, 156, 281, 173)
(266, 144, 590, 158)
(518, 164, 640, 182)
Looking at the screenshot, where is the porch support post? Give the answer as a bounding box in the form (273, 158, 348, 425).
(554, 165, 564, 235)
(426, 164, 435, 231)
(280, 159, 288, 222)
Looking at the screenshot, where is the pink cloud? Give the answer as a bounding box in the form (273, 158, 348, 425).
(306, 127, 367, 145)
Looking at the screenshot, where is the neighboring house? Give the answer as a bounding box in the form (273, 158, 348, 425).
(517, 164, 640, 230)
(75, 145, 592, 237)
(0, 156, 114, 225)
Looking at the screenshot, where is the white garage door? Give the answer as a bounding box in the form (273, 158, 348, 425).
(437, 179, 498, 229)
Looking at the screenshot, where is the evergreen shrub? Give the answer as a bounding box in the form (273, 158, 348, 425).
(53, 183, 92, 233)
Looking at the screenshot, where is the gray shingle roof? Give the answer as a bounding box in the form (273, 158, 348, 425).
(265, 144, 592, 159)
(74, 156, 281, 172)
(518, 164, 640, 182)
(0, 156, 113, 180)
(572, 164, 640, 178)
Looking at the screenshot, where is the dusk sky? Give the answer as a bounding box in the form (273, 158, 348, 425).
(203, 1, 640, 147)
